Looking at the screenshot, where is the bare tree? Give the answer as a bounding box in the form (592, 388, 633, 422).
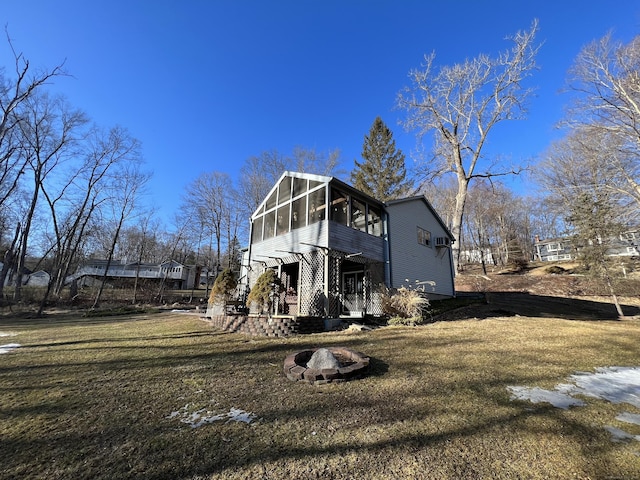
(237, 152, 284, 218)
(566, 33, 640, 210)
(10, 92, 87, 302)
(237, 147, 344, 218)
(535, 126, 627, 316)
(0, 30, 66, 210)
(536, 126, 636, 226)
(398, 20, 540, 271)
(182, 171, 234, 281)
(290, 146, 343, 177)
(92, 152, 149, 309)
(41, 125, 137, 302)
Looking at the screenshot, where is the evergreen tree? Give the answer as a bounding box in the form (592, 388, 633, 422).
(568, 192, 625, 318)
(350, 117, 412, 202)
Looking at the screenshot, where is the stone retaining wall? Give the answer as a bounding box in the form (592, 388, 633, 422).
(204, 314, 326, 337)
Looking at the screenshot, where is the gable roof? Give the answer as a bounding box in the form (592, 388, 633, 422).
(251, 171, 384, 219)
(385, 195, 455, 242)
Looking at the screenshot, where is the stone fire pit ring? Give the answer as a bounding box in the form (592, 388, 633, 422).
(283, 346, 370, 385)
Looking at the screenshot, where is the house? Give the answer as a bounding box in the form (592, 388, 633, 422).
(534, 236, 574, 262)
(238, 171, 455, 318)
(71, 259, 205, 290)
(609, 230, 640, 257)
(0, 263, 50, 287)
(534, 230, 639, 262)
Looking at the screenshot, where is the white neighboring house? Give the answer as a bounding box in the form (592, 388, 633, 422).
(235, 171, 455, 319)
(70, 259, 204, 290)
(25, 270, 50, 287)
(0, 263, 50, 287)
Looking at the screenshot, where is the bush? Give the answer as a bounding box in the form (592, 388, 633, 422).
(382, 286, 430, 326)
(545, 265, 566, 275)
(387, 315, 425, 326)
(246, 269, 283, 314)
(209, 268, 237, 305)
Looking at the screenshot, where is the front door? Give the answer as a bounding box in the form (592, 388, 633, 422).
(342, 271, 364, 316)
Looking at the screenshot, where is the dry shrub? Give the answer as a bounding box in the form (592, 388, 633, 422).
(382, 286, 430, 326)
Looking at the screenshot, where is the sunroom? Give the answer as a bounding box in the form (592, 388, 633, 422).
(243, 171, 387, 318)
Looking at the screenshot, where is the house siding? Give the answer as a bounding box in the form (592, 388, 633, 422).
(327, 222, 385, 261)
(250, 221, 329, 263)
(386, 199, 454, 298)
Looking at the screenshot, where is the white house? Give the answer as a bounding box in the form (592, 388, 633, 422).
(240, 171, 455, 318)
(71, 259, 204, 290)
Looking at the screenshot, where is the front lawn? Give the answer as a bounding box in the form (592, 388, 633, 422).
(1, 312, 639, 479)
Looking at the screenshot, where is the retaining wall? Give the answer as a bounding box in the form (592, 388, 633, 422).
(205, 314, 326, 337)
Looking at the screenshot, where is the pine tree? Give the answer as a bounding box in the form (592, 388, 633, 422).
(568, 192, 625, 318)
(350, 117, 412, 202)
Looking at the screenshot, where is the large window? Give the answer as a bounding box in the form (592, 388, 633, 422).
(251, 216, 263, 244)
(291, 196, 307, 230)
(276, 204, 290, 235)
(251, 175, 383, 243)
(278, 176, 292, 205)
(330, 189, 348, 225)
(263, 210, 276, 240)
(308, 187, 326, 224)
(351, 198, 366, 232)
(368, 205, 382, 236)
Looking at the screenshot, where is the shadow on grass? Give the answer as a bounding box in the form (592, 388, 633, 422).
(438, 291, 640, 321)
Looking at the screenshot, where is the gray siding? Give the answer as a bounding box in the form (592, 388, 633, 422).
(327, 222, 385, 262)
(250, 221, 328, 263)
(386, 199, 454, 298)
(250, 220, 385, 264)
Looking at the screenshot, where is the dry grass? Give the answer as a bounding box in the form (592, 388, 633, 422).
(1, 311, 640, 479)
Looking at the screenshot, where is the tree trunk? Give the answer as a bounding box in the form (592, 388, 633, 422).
(450, 175, 469, 273)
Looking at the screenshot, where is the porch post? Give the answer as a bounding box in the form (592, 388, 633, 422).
(323, 252, 329, 316)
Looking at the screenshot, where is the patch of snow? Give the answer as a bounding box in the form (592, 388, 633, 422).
(167, 404, 256, 428)
(566, 367, 640, 408)
(227, 408, 256, 424)
(616, 412, 640, 426)
(508, 367, 640, 410)
(509, 366, 640, 443)
(507, 386, 586, 410)
(604, 426, 640, 442)
(0, 343, 20, 354)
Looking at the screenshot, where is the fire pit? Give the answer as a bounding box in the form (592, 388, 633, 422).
(283, 346, 370, 385)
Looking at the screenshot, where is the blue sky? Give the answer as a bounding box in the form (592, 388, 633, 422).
(3, 1, 639, 225)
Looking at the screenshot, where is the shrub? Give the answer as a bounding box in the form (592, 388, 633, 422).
(545, 265, 566, 275)
(209, 268, 238, 305)
(382, 286, 430, 326)
(246, 269, 283, 315)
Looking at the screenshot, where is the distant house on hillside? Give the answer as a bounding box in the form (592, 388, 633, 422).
(233, 171, 455, 319)
(534, 229, 639, 262)
(534, 236, 574, 262)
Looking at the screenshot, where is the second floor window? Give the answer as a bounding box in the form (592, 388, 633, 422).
(417, 227, 431, 247)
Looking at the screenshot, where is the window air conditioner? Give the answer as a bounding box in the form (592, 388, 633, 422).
(435, 237, 450, 247)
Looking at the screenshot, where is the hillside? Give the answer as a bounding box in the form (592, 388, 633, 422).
(446, 261, 640, 321)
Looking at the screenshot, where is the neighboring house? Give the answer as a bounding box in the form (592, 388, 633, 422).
(534, 230, 639, 261)
(25, 270, 50, 287)
(534, 236, 574, 262)
(71, 259, 205, 290)
(238, 171, 455, 319)
(609, 230, 640, 257)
